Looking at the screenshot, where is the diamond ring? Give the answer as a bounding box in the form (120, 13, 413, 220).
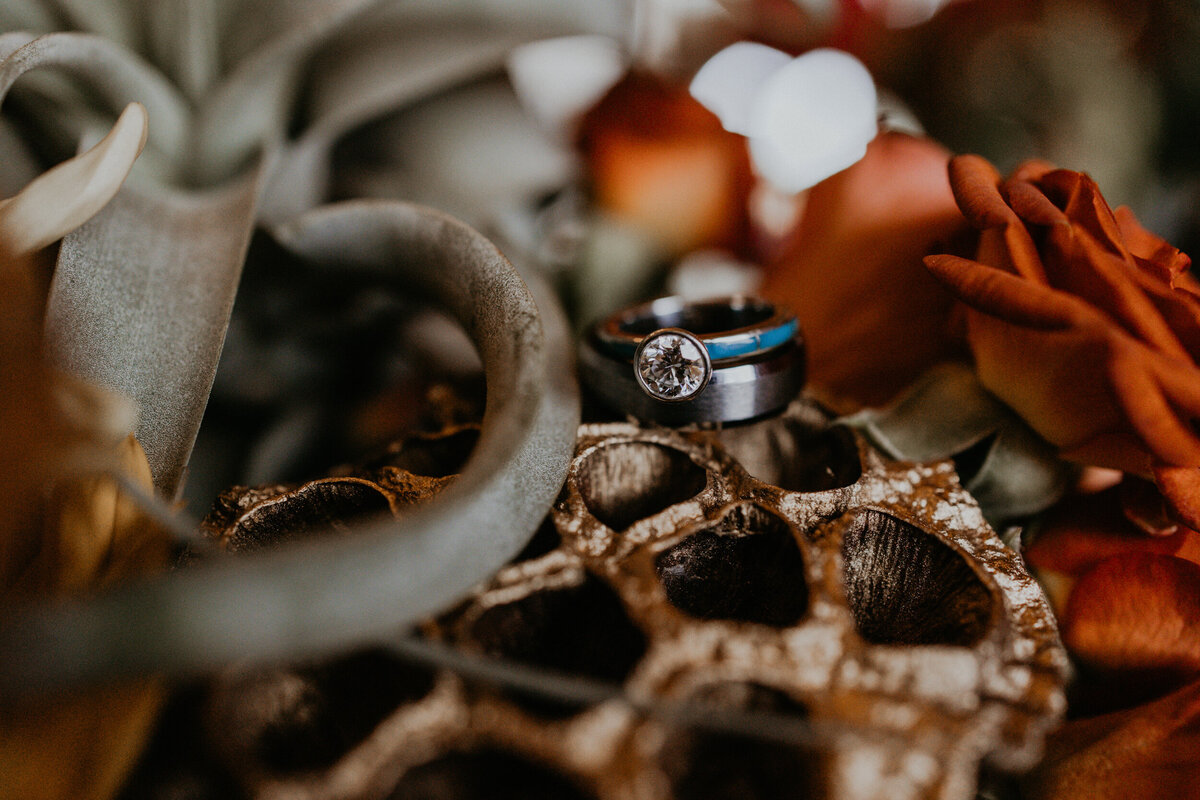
(581, 295, 805, 424)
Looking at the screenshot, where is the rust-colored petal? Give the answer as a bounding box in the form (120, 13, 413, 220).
(923, 253, 1091, 330)
(1023, 678, 1200, 800)
(1107, 344, 1200, 468)
(1157, 465, 1200, 532)
(760, 132, 969, 409)
(930, 155, 1200, 475)
(1062, 553, 1200, 677)
(1114, 205, 1192, 285)
(1040, 169, 1128, 259)
(1024, 487, 1200, 577)
(948, 155, 1047, 281)
(1003, 176, 1067, 228)
(1041, 224, 1190, 360)
(1121, 475, 1182, 536)
(578, 71, 753, 258)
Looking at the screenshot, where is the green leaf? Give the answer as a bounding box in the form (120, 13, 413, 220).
(842, 363, 1076, 529)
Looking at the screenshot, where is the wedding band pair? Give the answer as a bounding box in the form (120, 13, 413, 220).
(580, 295, 805, 425)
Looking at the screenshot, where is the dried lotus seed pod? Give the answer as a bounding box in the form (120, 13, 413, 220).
(202, 403, 1065, 800)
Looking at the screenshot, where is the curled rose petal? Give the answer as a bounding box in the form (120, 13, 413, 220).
(926, 155, 1200, 475)
(1023, 678, 1200, 800)
(1062, 554, 1200, 678)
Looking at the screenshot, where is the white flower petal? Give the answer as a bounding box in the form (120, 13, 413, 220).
(747, 48, 877, 193)
(507, 35, 627, 139)
(0, 101, 147, 259)
(689, 41, 791, 136)
(876, 86, 925, 136)
(667, 249, 761, 300)
(860, 0, 952, 29)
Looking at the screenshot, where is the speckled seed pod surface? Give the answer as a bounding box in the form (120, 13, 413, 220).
(200, 401, 1066, 800)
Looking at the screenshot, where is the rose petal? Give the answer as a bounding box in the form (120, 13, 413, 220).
(1128, 266, 1200, 356)
(1121, 475, 1181, 536)
(1023, 678, 1200, 800)
(1040, 169, 1129, 259)
(746, 48, 877, 193)
(761, 133, 967, 408)
(1115, 205, 1192, 285)
(1042, 224, 1191, 361)
(1107, 344, 1200, 467)
(1156, 465, 1200, 531)
(923, 254, 1091, 330)
(689, 41, 791, 137)
(1024, 487, 1200, 576)
(1003, 176, 1068, 228)
(1062, 553, 1200, 676)
(947, 155, 1047, 281)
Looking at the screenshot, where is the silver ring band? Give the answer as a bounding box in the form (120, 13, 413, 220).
(593, 294, 799, 362)
(581, 295, 805, 425)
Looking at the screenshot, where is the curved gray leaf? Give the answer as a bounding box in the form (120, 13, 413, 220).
(0, 32, 190, 173)
(192, 0, 389, 183)
(0, 201, 579, 691)
(260, 23, 525, 224)
(144, 0, 221, 101)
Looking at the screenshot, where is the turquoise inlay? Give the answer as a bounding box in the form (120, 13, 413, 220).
(610, 318, 798, 361)
(705, 319, 798, 360)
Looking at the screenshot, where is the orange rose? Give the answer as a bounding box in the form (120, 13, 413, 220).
(924, 156, 1200, 483)
(761, 132, 969, 409)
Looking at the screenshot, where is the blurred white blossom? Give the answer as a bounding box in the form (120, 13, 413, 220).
(691, 44, 877, 193)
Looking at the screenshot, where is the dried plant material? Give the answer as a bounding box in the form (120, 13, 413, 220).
(924, 155, 1200, 477)
(206, 403, 1065, 800)
(1, 436, 170, 800)
(200, 469, 456, 554)
(0, 101, 146, 260)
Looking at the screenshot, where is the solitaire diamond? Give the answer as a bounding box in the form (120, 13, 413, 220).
(636, 330, 710, 401)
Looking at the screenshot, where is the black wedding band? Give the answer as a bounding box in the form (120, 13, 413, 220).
(581, 295, 806, 425)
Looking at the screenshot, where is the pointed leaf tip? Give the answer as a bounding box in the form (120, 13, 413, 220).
(0, 102, 148, 259)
